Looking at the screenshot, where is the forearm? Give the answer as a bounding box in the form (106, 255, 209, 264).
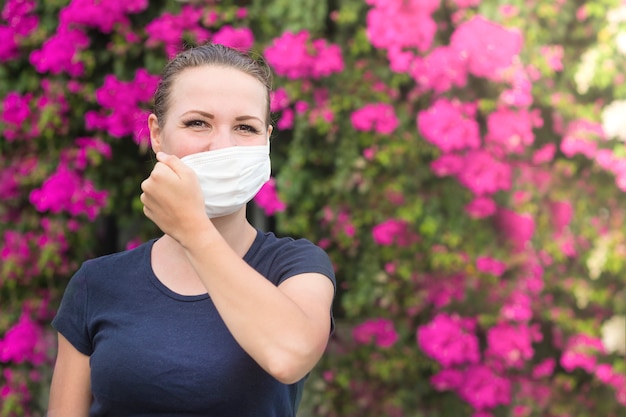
(180, 224, 331, 383)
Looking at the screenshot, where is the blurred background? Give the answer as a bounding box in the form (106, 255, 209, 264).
(0, 0, 625, 416)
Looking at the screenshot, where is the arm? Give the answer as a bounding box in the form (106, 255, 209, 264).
(141, 153, 335, 384)
(47, 333, 92, 417)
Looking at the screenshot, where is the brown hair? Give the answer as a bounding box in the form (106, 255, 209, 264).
(153, 43, 273, 127)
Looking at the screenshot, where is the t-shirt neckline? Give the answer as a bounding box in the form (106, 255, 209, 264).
(144, 230, 265, 302)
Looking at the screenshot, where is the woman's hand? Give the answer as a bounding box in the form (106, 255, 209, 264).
(140, 152, 209, 242)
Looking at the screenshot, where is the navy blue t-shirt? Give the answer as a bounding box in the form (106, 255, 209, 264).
(52, 229, 336, 417)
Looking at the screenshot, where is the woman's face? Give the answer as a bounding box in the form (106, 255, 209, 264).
(148, 65, 271, 158)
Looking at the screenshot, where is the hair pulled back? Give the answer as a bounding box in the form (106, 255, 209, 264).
(153, 43, 273, 127)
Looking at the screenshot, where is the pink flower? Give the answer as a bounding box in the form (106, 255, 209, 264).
(486, 322, 540, 368)
(411, 46, 467, 93)
(211, 26, 254, 52)
(235, 7, 248, 19)
(417, 98, 481, 153)
(485, 107, 542, 155)
(549, 200, 573, 236)
(350, 103, 399, 134)
(1, 92, 35, 141)
(560, 119, 604, 159)
(73, 137, 113, 169)
(465, 197, 497, 219)
(452, 0, 481, 8)
(365, 0, 439, 53)
(353, 318, 399, 348)
(424, 273, 466, 308)
(0, 312, 46, 365)
(532, 143, 556, 164)
(29, 166, 108, 220)
(59, 0, 148, 33)
(457, 364, 512, 409)
(372, 219, 417, 246)
(541, 45, 564, 71)
(270, 88, 290, 112)
(417, 313, 480, 367)
(560, 333, 606, 373)
(431, 368, 464, 391)
(560, 351, 596, 373)
(495, 208, 535, 251)
(457, 150, 512, 196)
(595, 364, 614, 384)
(264, 31, 344, 80)
(29, 27, 90, 76)
(0, 26, 19, 61)
(253, 178, 286, 216)
(87, 69, 159, 145)
(276, 108, 294, 130)
(145, 6, 207, 58)
(451, 16, 522, 79)
(430, 154, 465, 177)
(500, 291, 533, 321)
(532, 358, 556, 378)
(476, 256, 507, 276)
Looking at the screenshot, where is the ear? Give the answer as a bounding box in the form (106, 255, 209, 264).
(148, 113, 162, 153)
(267, 124, 273, 142)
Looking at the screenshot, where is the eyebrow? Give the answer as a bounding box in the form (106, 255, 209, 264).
(181, 110, 263, 123)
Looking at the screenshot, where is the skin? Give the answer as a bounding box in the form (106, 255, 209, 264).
(47, 65, 335, 415)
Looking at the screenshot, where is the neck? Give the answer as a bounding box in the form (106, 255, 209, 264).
(160, 207, 257, 259)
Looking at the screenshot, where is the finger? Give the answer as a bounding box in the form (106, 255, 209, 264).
(156, 152, 192, 179)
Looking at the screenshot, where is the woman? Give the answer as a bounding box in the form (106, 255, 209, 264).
(47, 43, 336, 417)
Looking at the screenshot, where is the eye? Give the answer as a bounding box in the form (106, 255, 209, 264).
(236, 124, 261, 134)
(183, 119, 208, 128)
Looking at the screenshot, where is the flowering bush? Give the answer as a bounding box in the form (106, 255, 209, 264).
(1, 0, 625, 416)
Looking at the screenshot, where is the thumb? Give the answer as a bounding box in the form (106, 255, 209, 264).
(156, 152, 189, 178)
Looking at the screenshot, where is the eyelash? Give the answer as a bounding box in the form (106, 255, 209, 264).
(183, 120, 261, 134)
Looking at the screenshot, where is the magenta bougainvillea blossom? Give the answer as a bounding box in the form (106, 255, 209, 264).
(29, 166, 108, 220)
(476, 256, 507, 277)
(450, 15, 522, 80)
(145, 5, 209, 58)
(456, 150, 512, 196)
(350, 103, 399, 134)
(486, 322, 542, 369)
(464, 196, 497, 219)
(59, 0, 148, 34)
(417, 98, 481, 153)
(0, 92, 36, 141)
(264, 31, 344, 79)
(253, 178, 286, 216)
(365, 0, 439, 53)
(411, 46, 468, 93)
(85, 69, 160, 145)
(372, 218, 418, 246)
(560, 118, 604, 159)
(211, 25, 254, 51)
(417, 313, 481, 367)
(485, 107, 543, 155)
(0, 0, 38, 62)
(30, 27, 90, 76)
(352, 318, 399, 348)
(0, 311, 46, 365)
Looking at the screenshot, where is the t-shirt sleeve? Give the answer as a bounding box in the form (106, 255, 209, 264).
(274, 239, 336, 290)
(51, 265, 93, 356)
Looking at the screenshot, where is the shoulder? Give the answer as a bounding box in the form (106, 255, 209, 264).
(82, 239, 154, 270)
(75, 239, 155, 288)
(247, 230, 335, 287)
(251, 230, 330, 264)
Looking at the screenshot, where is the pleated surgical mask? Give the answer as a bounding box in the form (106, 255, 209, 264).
(181, 143, 271, 218)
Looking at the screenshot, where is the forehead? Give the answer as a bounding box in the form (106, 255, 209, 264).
(168, 65, 267, 117)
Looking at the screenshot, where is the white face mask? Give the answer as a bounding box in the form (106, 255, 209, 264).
(180, 143, 271, 218)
